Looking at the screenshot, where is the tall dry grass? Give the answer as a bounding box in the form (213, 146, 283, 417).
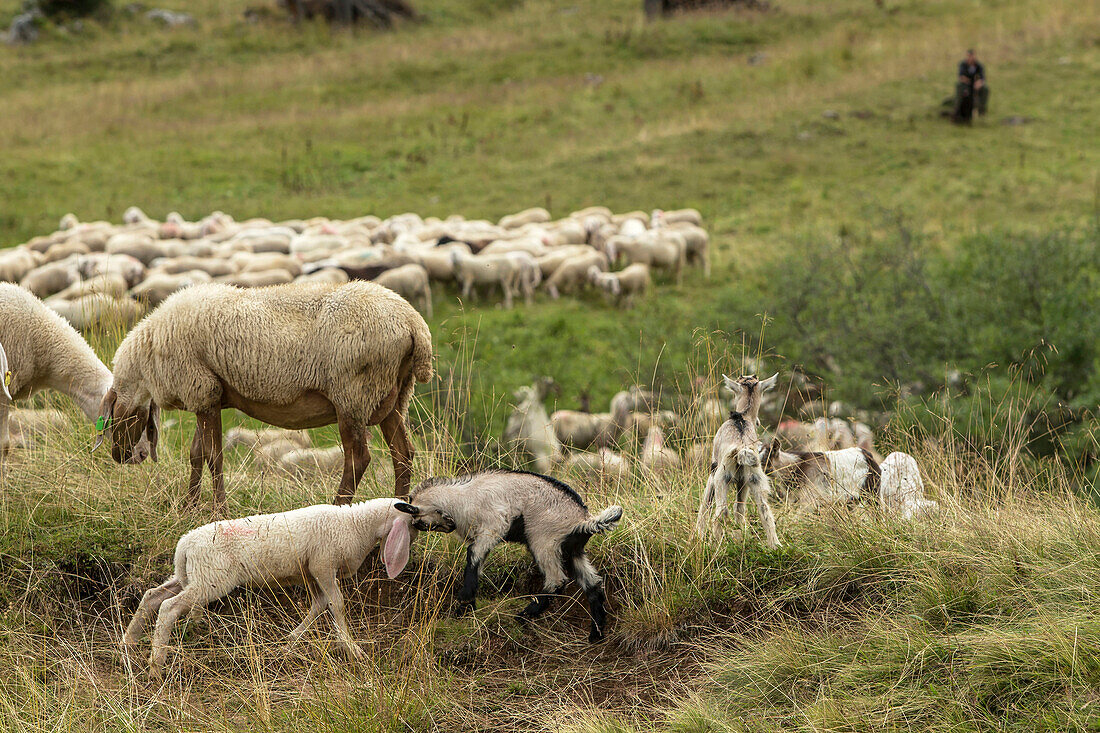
(0, 331, 1096, 731)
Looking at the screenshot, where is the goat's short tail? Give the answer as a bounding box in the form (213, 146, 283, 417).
(574, 505, 624, 536)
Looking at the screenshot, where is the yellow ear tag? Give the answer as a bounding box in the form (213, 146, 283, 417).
(3, 371, 10, 388)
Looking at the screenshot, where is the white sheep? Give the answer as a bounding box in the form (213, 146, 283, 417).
(550, 410, 618, 449)
(375, 263, 433, 319)
(0, 284, 156, 466)
(123, 497, 445, 677)
(0, 247, 42, 284)
(130, 271, 213, 306)
(396, 470, 623, 641)
(588, 263, 650, 308)
(450, 250, 521, 309)
(562, 447, 631, 481)
(606, 231, 685, 284)
(20, 260, 81, 299)
(504, 251, 542, 305)
(215, 269, 295, 288)
(762, 444, 880, 514)
(543, 250, 608, 299)
(696, 373, 781, 548)
(96, 281, 433, 507)
(879, 452, 937, 519)
(499, 207, 551, 229)
(641, 424, 680, 473)
(503, 379, 562, 473)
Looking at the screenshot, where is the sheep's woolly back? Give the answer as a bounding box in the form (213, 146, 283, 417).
(110, 281, 433, 419)
(173, 498, 405, 589)
(0, 283, 112, 416)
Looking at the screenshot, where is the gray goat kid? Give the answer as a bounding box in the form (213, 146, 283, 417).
(395, 470, 623, 642)
(695, 373, 782, 548)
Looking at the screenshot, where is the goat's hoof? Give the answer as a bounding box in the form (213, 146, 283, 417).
(454, 601, 475, 617)
(343, 643, 366, 661)
(588, 627, 605, 643)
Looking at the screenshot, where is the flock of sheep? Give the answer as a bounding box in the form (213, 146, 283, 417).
(0, 204, 935, 678)
(0, 204, 710, 334)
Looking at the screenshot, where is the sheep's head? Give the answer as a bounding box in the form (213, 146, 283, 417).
(394, 502, 457, 533)
(93, 388, 160, 465)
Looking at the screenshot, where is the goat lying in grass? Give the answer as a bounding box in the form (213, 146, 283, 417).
(396, 470, 623, 642)
(122, 497, 451, 678)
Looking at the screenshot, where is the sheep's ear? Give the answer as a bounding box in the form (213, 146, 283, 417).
(760, 373, 779, 393)
(145, 402, 160, 462)
(394, 502, 420, 516)
(92, 389, 117, 452)
(722, 374, 741, 395)
(382, 517, 411, 579)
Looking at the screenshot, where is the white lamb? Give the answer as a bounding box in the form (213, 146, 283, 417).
(879, 451, 937, 519)
(122, 497, 450, 677)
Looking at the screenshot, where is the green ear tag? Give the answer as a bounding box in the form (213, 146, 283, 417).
(96, 416, 111, 431)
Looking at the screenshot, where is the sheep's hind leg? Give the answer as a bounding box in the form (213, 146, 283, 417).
(149, 585, 210, 679)
(122, 577, 182, 660)
(186, 424, 205, 506)
(334, 414, 370, 505)
(200, 410, 225, 512)
(379, 410, 413, 500)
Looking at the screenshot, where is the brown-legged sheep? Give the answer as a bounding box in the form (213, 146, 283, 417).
(95, 280, 433, 508)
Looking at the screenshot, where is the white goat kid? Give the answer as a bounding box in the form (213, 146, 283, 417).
(696, 373, 781, 548)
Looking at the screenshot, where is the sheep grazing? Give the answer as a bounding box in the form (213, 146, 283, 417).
(562, 448, 631, 482)
(880, 451, 937, 519)
(123, 497, 449, 677)
(450, 250, 521, 308)
(641, 425, 680, 473)
(762, 443, 880, 514)
(375, 263, 433, 319)
(225, 426, 312, 452)
(396, 470, 623, 641)
(503, 379, 562, 473)
(609, 385, 657, 432)
(696, 373, 781, 548)
(543, 250, 607, 299)
(96, 281, 433, 508)
(0, 284, 156, 466)
(550, 409, 618, 449)
(589, 263, 650, 308)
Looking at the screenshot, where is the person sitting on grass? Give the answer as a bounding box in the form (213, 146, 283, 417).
(951, 48, 989, 123)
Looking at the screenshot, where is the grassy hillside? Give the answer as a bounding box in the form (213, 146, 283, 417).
(3, 0, 1099, 433)
(2, 0, 1100, 730)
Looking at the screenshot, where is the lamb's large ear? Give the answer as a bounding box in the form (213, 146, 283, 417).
(382, 517, 411, 579)
(760, 373, 779, 393)
(722, 374, 741, 395)
(145, 402, 161, 462)
(394, 502, 420, 517)
(92, 389, 117, 452)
